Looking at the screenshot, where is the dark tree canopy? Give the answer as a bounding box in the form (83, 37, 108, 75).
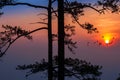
(16, 56, 102, 80)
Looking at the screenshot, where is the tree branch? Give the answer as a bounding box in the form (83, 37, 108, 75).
(51, 7, 58, 17)
(1, 2, 48, 9)
(0, 27, 48, 58)
(30, 22, 48, 25)
(84, 4, 104, 14)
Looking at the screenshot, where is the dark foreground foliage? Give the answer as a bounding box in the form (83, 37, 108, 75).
(16, 56, 102, 80)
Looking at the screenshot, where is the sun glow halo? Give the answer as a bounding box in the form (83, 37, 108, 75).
(101, 33, 117, 46)
(95, 33, 117, 46)
(103, 35, 111, 44)
(105, 39, 110, 44)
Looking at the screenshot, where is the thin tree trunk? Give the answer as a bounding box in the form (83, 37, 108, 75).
(58, 0, 65, 80)
(48, 0, 53, 80)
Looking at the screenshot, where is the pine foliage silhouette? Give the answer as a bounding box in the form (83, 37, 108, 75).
(0, 25, 47, 57)
(16, 56, 102, 80)
(116, 74, 120, 80)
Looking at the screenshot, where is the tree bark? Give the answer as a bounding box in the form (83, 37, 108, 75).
(48, 0, 53, 80)
(58, 0, 65, 80)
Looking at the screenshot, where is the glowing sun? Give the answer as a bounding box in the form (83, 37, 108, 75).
(101, 33, 117, 46)
(103, 35, 111, 44)
(105, 39, 110, 44)
(94, 33, 117, 46)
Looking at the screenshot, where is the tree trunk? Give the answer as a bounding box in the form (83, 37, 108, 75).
(48, 0, 53, 80)
(58, 0, 65, 80)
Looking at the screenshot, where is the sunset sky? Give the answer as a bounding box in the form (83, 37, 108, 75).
(0, 0, 120, 80)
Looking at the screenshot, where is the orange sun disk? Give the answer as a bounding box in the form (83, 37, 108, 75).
(94, 32, 118, 46)
(105, 39, 110, 44)
(103, 35, 111, 44)
(101, 33, 116, 46)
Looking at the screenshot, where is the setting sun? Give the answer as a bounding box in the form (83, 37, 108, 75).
(101, 33, 118, 46)
(105, 39, 110, 44)
(103, 34, 111, 44)
(94, 33, 118, 46)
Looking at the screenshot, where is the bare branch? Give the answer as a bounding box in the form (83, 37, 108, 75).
(51, 7, 58, 17)
(0, 2, 48, 9)
(52, 0, 57, 3)
(30, 22, 48, 25)
(37, 13, 48, 16)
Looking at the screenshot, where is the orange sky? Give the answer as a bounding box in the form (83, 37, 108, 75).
(71, 9, 120, 47)
(0, 9, 120, 47)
